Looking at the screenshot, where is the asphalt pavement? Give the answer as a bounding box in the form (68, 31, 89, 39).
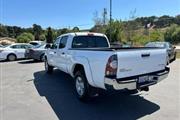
(0, 59, 180, 120)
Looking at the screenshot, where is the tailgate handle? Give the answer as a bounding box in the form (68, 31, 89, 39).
(141, 53, 150, 57)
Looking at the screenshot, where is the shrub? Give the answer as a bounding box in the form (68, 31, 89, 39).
(164, 24, 180, 44)
(16, 32, 34, 43)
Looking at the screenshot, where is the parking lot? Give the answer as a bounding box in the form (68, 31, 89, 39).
(0, 59, 180, 120)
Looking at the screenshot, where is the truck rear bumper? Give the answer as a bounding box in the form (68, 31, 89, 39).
(104, 67, 170, 90)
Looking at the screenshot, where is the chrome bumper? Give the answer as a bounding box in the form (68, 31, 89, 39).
(104, 67, 170, 90)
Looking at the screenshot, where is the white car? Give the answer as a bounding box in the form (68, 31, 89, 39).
(0, 43, 34, 61)
(45, 32, 169, 101)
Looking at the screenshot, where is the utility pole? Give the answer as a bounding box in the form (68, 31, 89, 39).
(110, 0, 112, 42)
(103, 8, 107, 25)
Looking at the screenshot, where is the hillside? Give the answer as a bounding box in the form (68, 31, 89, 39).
(0, 15, 180, 45)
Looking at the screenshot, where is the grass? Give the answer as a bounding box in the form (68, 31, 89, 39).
(176, 51, 180, 59)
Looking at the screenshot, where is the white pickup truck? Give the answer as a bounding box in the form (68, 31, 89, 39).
(45, 32, 169, 101)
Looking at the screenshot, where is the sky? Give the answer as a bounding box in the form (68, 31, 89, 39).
(1, 0, 180, 29)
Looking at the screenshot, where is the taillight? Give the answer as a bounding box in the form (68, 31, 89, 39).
(105, 54, 118, 77)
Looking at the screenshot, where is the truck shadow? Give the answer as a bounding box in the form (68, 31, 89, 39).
(33, 70, 160, 120)
(18, 59, 42, 64)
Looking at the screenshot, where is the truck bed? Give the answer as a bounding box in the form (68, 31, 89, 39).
(69, 47, 163, 51)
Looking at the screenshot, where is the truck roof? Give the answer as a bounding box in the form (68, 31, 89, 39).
(58, 32, 106, 38)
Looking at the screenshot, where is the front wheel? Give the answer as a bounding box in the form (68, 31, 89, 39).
(166, 56, 170, 65)
(7, 54, 16, 61)
(44, 59, 53, 74)
(74, 70, 92, 101)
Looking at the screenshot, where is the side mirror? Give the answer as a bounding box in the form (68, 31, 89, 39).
(45, 44, 52, 49)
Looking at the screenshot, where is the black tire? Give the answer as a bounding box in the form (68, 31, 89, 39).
(33, 59, 39, 62)
(7, 54, 16, 61)
(167, 56, 170, 65)
(172, 54, 176, 62)
(44, 58, 53, 74)
(127, 89, 139, 94)
(74, 70, 92, 101)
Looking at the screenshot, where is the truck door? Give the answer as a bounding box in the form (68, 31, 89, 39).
(56, 36, 68, 72)
(47, 38, 60, 66)
(10, 44, 25, 59)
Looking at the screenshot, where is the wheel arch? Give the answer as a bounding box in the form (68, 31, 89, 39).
(72, 62, 95, 87)
(40, 53, 45, 60)
(7, 53, 17, 59)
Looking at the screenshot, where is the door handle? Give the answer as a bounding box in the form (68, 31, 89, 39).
(62, 52, 65, 55)
(141, 53, 150, 57)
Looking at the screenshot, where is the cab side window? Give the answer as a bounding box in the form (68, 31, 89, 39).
(51, 38, 60, 49)
(59, 36, 68, 49)
(10, 45, 21, 49)
(21, 45, 28, 49)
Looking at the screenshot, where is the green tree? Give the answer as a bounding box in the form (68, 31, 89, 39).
(164, 24, 179, 44)
(46, 27, 53, 43)
(13, 26, 23, 38)
(0, 25, 8, 37)
(132, 34, 149, 45)
(175, 15, 180, 25)
(6, 26, 15, 38)
(32, 24, 42, 40)
(149, 30, 164, 41)
(90, 25, 106, 33)
(72, 27, 80, 32)
(122, 10, 141, 45)
(105, 20, 123, 42)
(39, 34, 46, 41)
(16, 32, 34, 43)
(172, 27, 180, 44)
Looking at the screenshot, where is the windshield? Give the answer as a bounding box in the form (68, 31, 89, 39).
(72, 36, 109, 48)
(145, 42, 166, 48)
(35, 43, 46, 48)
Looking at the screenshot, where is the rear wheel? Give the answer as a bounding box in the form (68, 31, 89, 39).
(127, 89, 139, 94)
(7, 54, 16, 61)
(167, 56, 170, 65)
(44, 58, 53, 74)
(74, 70, 92, 101)
(172, 54, 176, 62)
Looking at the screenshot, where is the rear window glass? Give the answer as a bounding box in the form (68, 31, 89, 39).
(72, 36, 109, 48)
(146, 43, 166, 48)
(29, 42, 39, 46)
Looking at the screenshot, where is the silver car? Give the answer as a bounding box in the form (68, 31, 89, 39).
(25, 44, 48, 61)
(145, 42, 176, 64)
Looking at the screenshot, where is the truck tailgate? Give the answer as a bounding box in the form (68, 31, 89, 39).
(116, 48, 167, 78)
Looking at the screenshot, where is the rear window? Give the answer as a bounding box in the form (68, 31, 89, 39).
(29, 42, 39, 46)
(146, 43, 166, 48)
(72, 36, 109, 48)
